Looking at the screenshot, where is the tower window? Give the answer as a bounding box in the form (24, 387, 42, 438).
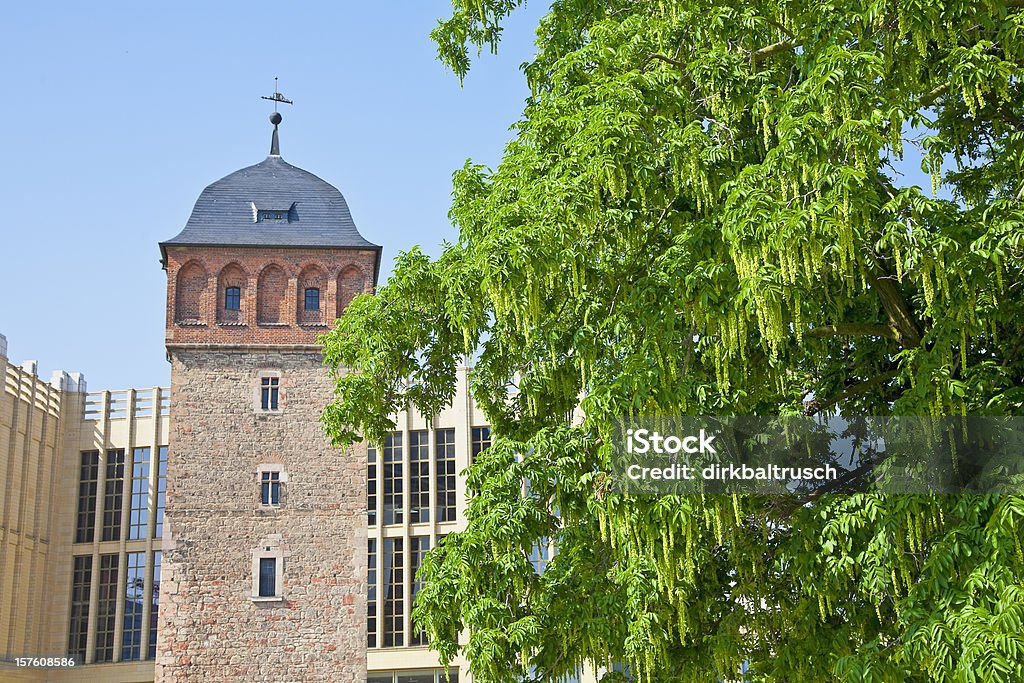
(261, 376, 279, 410)
(304, 287, 320, 311)
(261, 471, 281, 505)
(258, 558, 277, 597)
(225, 287, 241, 311)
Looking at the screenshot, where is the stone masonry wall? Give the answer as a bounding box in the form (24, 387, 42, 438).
(155, 349, 366, 683)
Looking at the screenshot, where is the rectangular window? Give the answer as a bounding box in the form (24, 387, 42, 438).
(122, 551, 146, 661)
(530, 538, 551, 574)
(304, 287, 320, 311)
(471, 426, 492, 463)
(154, 446, 167, 539)
(225, 286, 241, 311)
(148, 550, 161, 659)
(409, 430, 430, 523)
(128, 447, 150, 540)
(68, 555, 92, 659)
(95, 553, 119, 662)
(261, 471, 281, 505)
(435, 429, 457, 522)
(102, 449, 125, 542)
(368, 538, 377, 648)
(383, 432, 403, 525)
(75, 451, 100, 543)
(261, 376, 279, 410)
(367, 445, 377, 526)
(259, 558, 277, 597)
(410, 536, 430, 646)
(383, 538, 404, 647)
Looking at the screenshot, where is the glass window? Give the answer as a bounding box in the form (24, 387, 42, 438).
(261, 471, 281, 505)
(383, 537, 404, 647)
(75, 451, 100, 543)
(95, 553, 119, 662)
(367, 445, 377, 526)
(368, 538, 377, 648)
(225, 286, 241, 311)
(154, 446, 167, 539)
(304, 287, 320, 311)
(435, 429, 457, 522)
(67, 555, 91, 659)
(122, 552, 146, 661)
(148, 550, 161, 659)
(259, 558, 277, 597)
(128, 447, 150, 540)
(102, 449, 125, 542)
(409, 430, 430, 523)
(530, 538, 551, 574)
(383, 432, 403, 525)
(410, 536, 430, 646)
(471, 426, 491, 463)
(261, 376, 280, 410)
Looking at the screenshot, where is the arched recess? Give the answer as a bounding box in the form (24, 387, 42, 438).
(175, 261, 208, 323)
(257, 264, 288, 325)
(336, 265, 367, 317)
(297, 264, 326, 325)
(217, 263, 248, 324)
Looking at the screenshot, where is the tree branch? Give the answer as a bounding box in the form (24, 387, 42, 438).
(803, 371, 899, 416)
(751, 40, 795, 63)
(806, 323, 899, 340)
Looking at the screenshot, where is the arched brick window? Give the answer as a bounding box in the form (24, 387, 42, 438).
(175, 261, 208, 323)
(337, 265, 367, 317)
(257, 264, 288, 325)
(297, 264, 326, 325)
(217, 263, 248, 324)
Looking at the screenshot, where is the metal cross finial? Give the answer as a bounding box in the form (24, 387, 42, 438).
(261, 77, 294, 112)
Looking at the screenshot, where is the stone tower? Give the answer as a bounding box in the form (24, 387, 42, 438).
(155, 115, 378, 682)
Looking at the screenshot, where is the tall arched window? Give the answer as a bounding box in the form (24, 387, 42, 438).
(297, 264, 326, 325)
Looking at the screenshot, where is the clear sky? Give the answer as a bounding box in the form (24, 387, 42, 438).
(0, 1, 550, 390)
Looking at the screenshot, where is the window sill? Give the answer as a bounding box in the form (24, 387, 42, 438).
(257, 322, 290, 327)
(218, 322, 248, 327)
(251, 595, 284, 603)
(176, 320, 207, 327)
(298, 323, 328, 328)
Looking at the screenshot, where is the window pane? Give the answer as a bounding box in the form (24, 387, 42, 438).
(154, 447, 167, 538)
(129, 448, 150, 540)
(75, 451, 100, 543)
(383, 432, 403, 525)
(148, 551, 161, 658)
(102, 449, 125, 542)
(435, 430, 456, 522)
(304, 288, 320, 311)
(383, 538, 404, 647)
(95, 554, 119, 662)
(410, 536, 430, 645)
(259, 558, 277, 597)
(122, 552, 146, 660)
(367, 445, 377, 526)
(67, 556, 92, 659)
(471, 426, 491, 463)
(368, 539, 377, 648)
(409, 431, 430, 523)
(225, 286, 241, 311)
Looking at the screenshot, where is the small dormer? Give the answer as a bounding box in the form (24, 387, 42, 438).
(251, 203, 296, 223)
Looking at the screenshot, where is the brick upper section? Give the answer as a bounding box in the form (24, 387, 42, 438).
(164, 245, 376, 346)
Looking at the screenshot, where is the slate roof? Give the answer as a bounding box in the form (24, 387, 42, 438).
(161, 155, 381, 270)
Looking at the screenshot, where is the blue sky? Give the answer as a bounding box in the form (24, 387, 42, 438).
(0, 1, 548, 390)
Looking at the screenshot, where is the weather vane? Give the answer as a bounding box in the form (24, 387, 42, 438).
(261, 77, 293, 111)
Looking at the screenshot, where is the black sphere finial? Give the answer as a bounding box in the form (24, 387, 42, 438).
(270, 112, 283, 125)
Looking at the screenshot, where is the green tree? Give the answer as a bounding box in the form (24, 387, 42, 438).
(322, 1, 1024, 680)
